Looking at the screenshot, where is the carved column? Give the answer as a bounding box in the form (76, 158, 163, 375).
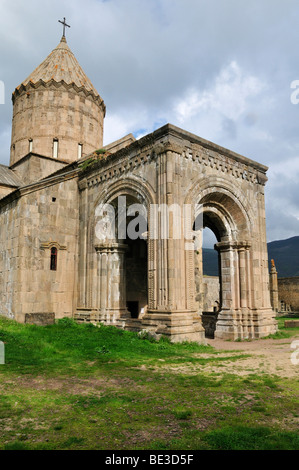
(237, 242, 252, 338)
(215, 240, 252, 340)
(95, 243, 129, 325)
(269, 259, 279, 312)
(142, 149, 205, 343)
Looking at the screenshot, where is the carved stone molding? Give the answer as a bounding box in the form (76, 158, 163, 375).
(40, 242, 67, 251)
(12, 79, 106, 112)
(94, 242, 128, 254)
(215, 240, 252, 252)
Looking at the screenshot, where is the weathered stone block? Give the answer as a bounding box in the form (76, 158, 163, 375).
(25, 312, 55, 326)
(284, 320, 299, 328)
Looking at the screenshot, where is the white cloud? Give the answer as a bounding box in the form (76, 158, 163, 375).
(104, 108, 158, 145)
(171, 61, 269, 148)
(175, 61, 265, 123)
(1, 1, 299, 243)
(0, 127, 11, 165)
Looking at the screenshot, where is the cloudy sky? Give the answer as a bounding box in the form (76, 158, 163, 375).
(0, 0, 299, 245)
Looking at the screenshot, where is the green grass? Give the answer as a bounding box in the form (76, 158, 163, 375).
(277, 315, 299, 329)
(0, 316, 298, 450)
(0, 316, 215, 375)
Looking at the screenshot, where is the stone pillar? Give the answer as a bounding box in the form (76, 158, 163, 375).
(95, 243, 129, 325)
(269, 259, 279, 312)
(238, 246, 248, 310)
(238, 243, 253, 338)
(214, 241, 237, 339)
(78, 178, 88, 309)
(215, 240, 254, 340)
(142, 149, 205, 343)
(215, 239, 278, 340)
(193, 230, 203, 313)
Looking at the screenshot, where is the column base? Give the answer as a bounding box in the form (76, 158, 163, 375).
(75, 308, 207, 344)
(141, 310, 206, 344)
(75, 307, 131, 327)
(214, 308, 278, 340)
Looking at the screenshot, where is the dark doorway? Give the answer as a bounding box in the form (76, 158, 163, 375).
(125, 237, 147, 319)
(123, 202, 148, 320)
(126, 301, 139, 319)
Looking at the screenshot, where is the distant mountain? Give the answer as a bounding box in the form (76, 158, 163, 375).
(202, 248, 219, 276)
(203, 236, 299, 278)
(267, 236, 299, 278)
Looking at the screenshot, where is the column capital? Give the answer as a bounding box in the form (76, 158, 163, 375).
(78, 178, 88, 191)
(95, 242, 128, 254)
(215, 240, 251, 252)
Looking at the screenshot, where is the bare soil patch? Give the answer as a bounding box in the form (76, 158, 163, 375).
(151, 334, 299, 379)
(204, 335, 299, 378)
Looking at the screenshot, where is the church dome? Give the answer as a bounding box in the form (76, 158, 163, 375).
(13, 36, 101, 103)
(10, 35, 105, 166)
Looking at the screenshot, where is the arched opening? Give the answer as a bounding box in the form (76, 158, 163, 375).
(193, 212, 223, 339)
(202, 227, 220, 314)
(192, 190, 250, 339)
(202, 227, 219, 276)
(201, 220, 222, 339)
(50, 247, 58, 271)
(105, 193, 148, 321)
(125, 236, 148, 319)
(124, 198, 148, 319)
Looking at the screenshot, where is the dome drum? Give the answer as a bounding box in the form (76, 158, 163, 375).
(10, 37, 105, 166)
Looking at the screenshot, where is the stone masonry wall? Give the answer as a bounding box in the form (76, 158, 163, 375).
(203, 276, 220, 312)
(0, 175, 79, 322)
(11, 154, 68, 186)
(0, 197, 20, 319)
(278, 277, 299, 312)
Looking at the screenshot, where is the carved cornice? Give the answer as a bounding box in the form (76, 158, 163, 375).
(78, 124, 268, 188)
(80, 150, 157, 188)
(182, 147, 267, 186)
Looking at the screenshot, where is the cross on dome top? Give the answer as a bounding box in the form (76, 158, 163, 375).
(58, 17, 70, 39)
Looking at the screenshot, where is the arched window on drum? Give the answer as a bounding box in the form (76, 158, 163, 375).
(50, 247, 58, 271)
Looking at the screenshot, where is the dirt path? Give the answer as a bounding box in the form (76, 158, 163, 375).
(203, 334, 299, 378)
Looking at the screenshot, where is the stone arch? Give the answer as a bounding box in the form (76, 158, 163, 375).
(185, 176, 258, 339)
(85, 176, 156, 323)
(88, 177, 155, 243)
(88, 176, 156, 256)
(93, 176, 156, 209)
(186, 176, 254, 241)
(200, 204, 233, 242)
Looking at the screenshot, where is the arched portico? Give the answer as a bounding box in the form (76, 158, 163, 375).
(188, 180, 277, 340)
(76, 123, 277, 342)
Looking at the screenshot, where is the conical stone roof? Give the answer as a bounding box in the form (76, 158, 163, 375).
(13, 36, 102, 102)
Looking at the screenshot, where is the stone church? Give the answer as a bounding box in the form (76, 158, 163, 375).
(0, 31, 277, 342)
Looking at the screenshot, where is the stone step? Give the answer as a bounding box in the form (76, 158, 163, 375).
(284, 320, 299, 328)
